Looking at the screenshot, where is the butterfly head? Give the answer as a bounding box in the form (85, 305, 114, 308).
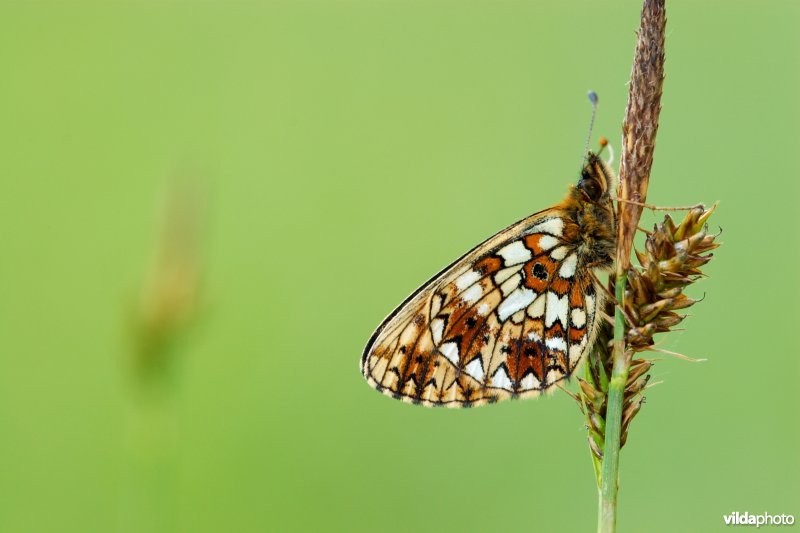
(566, 150, 616, 269)
(578, 151, 614, 204)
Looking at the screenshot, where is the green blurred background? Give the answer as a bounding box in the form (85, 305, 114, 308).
(1, 1, 798, 531)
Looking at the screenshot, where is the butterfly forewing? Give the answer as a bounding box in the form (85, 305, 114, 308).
(361, 209, 604, 407)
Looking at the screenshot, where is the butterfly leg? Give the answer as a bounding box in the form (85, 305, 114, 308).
(587, 270, 638, 328)
(614, 197, 703, 212)
(556, 381, 581, 403)
(644, 346, 707, 363)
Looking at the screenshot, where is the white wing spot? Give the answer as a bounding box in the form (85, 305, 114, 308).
(545, 291, 569, 327)
(528, 218, 564, 236)
(559, 253, 578, 279)
(430, 294, 443, 317)
(477, 303, 490, 315)
(491, 366, 513, 389)
(499, 273, 522, 296)
(461, 284, 483, 303)
(498, 287, 536, 321)
(494, 264, 523, 285)
(550, 246, 570, 260)
(440, 342, 460, 365)
(548, 365, 565, 382)
(538, 235, 559, 251)
(497, 241, 532, 266)
(545, 336, 567, 352)
(455, 269, 481, 290)
(527, 293, 546, 318)
(519, 373, 540, 390)
(431, 318, 445, 344)
(527, 331, 542, 342)
(569, 344, 584, 362)
(571, 308, 586, 328)
(464, 357, 484, 382)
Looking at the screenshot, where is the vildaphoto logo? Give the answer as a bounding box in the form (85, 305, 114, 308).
(723, 512, 796, 527)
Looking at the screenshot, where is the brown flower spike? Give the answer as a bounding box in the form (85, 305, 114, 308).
(616, 0, 666, 277)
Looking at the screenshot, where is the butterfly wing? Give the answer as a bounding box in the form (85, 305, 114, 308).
(361, 208, 604, 407)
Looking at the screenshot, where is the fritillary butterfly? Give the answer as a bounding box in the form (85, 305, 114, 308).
(361, 152, 616, 407)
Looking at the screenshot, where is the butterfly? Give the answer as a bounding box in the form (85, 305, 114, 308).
(360, 151, 617, 407)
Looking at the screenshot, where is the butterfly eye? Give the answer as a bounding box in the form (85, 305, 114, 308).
(579, 174, 603, 202)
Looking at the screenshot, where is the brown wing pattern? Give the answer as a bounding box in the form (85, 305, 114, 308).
(361, 210, 604, 407)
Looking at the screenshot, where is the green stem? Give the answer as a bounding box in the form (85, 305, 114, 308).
(584, 361, 603, 489)
(119, 344, 180, 533)
(598, 272, 630, 533)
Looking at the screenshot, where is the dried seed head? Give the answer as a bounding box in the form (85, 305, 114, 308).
(578, 205, 719, 457)
(624, 204, 719, 352)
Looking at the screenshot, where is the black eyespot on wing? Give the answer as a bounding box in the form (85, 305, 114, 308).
(532, 262, 548, 280)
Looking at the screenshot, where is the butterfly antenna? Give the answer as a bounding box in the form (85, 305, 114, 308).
(583, 90, 599, 165)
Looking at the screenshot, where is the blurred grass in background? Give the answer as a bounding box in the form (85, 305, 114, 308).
(0, 1, 797, 532)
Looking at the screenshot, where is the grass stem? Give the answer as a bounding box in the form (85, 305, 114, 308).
(597, 273, 629, 533)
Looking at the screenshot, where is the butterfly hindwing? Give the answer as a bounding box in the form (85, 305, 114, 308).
(361, 209, 604, 407)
